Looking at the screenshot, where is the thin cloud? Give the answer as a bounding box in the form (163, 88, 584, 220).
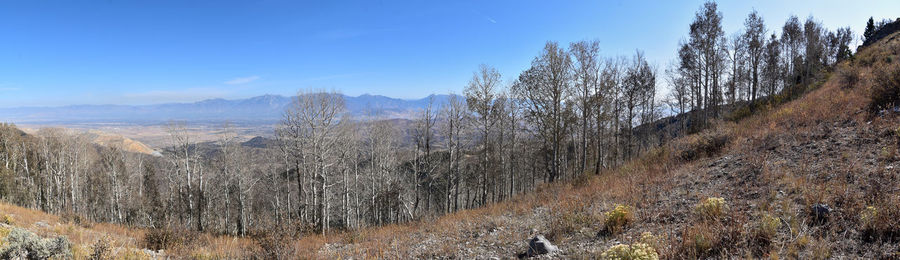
(224, 76, 261, 85)
(472, 10, 497, 24)
(0, 87, 20, 91)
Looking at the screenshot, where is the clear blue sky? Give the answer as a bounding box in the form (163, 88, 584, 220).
(1, 0, 897, 107)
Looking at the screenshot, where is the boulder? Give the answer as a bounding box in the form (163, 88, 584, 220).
(525, 235, 558, 257)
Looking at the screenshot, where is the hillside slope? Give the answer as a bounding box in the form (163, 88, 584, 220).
(1, 32, 898, 260)
(309, 30, 900, 259)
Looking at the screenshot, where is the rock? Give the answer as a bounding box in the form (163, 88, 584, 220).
(34, 221, 49, 228)
(811, 204, 832, 223)
(525, 235, 558, 257)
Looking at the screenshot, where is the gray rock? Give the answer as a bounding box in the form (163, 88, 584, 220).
(525, 235, 558, 257)
(811, 204, 832, 223)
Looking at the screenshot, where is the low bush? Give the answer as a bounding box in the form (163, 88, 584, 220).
(694, 197, 728, 221)
(860, 206, 878, 229)
(601, 204, 634, 235)
(61, 212, 93, 228)
(251, 227, 298, 260)
(143, 227, 198, 251)
(868, 64, 900, 113)
(548, 211, 602, 240)
(750, 213, 780, 254)
(0, 226, 9, 248)
(600, 242, 658, 260)
(680, 224, 718, 258)
(860, 200, 900, 242)
(0, 214, 13, 225)
(835, 64, 860, 89)
(0, 227, 72, 259)
(674, 130, 731, 161)
(90, 237, 111, 260)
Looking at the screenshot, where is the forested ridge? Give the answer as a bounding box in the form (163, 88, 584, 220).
(1, 2, 897, 259)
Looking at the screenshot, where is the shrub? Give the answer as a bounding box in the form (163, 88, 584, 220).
(679, 223, 722, 258)
(860, 201, 900, 242)
(868, 64, 900, 113)
(639, 232, 659, 250)
(549, 211, 602, 240)
(674, 130, 731, 161)
(0, 227, 72, 259)
(143, 228, 197, 251)
(600, 242, 658, 260)
(251, 227, 297, 260)
(0, 214, 13, 225)
(0, 226, 9, 248)
(694, 197, 728, 221)
(751, 213, 780, 253)
(860, 206, 878, 229)
(90, 237, 111, 260)
(61, 212, 93, 228)
(602, 205, 634, 235)
(835, 64, 860, 89)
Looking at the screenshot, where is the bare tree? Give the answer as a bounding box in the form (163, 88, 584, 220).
(513, 41, 573, 182)
(744, 10, 766, 101)
(464, 64, 501, 205)
(279, 89, 347, 235)
(570, 40, 601, 174)
(440, 93, 467, 213)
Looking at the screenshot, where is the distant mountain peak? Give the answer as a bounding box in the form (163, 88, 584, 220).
(0, 93, 454, 124)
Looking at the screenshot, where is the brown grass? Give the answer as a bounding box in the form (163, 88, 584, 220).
(2, 31, 899, 259)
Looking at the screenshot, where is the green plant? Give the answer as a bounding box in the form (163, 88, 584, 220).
(860, 206, 878, 230)
(694, 197, 728, 220)
(639, 232, 659, 249)
(0, 227, 72, 259)
(751, 213, 781, 253)
(0, 215, 14, 225)
(680, 224, 720, 258)
(599, 242, 658, 260)
(602, 205, 634, 235)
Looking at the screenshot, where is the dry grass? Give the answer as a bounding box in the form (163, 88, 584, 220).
(1, 31, 899, 259)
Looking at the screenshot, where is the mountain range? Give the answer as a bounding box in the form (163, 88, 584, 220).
(0, 94, 451, 124)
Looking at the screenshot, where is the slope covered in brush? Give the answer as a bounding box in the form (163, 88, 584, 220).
(308, 29, 900, 259)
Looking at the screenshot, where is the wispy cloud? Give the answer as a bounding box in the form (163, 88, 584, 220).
(472, 10, 497, 24)
(224, 76, 261, 85)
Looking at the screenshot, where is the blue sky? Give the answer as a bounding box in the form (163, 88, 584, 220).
(0, 0, 897, 107)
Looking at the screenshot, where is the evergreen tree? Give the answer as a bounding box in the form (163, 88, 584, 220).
(864, 17, 876, 42)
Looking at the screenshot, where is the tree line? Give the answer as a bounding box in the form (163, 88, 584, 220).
(0, 1, 857, 236)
